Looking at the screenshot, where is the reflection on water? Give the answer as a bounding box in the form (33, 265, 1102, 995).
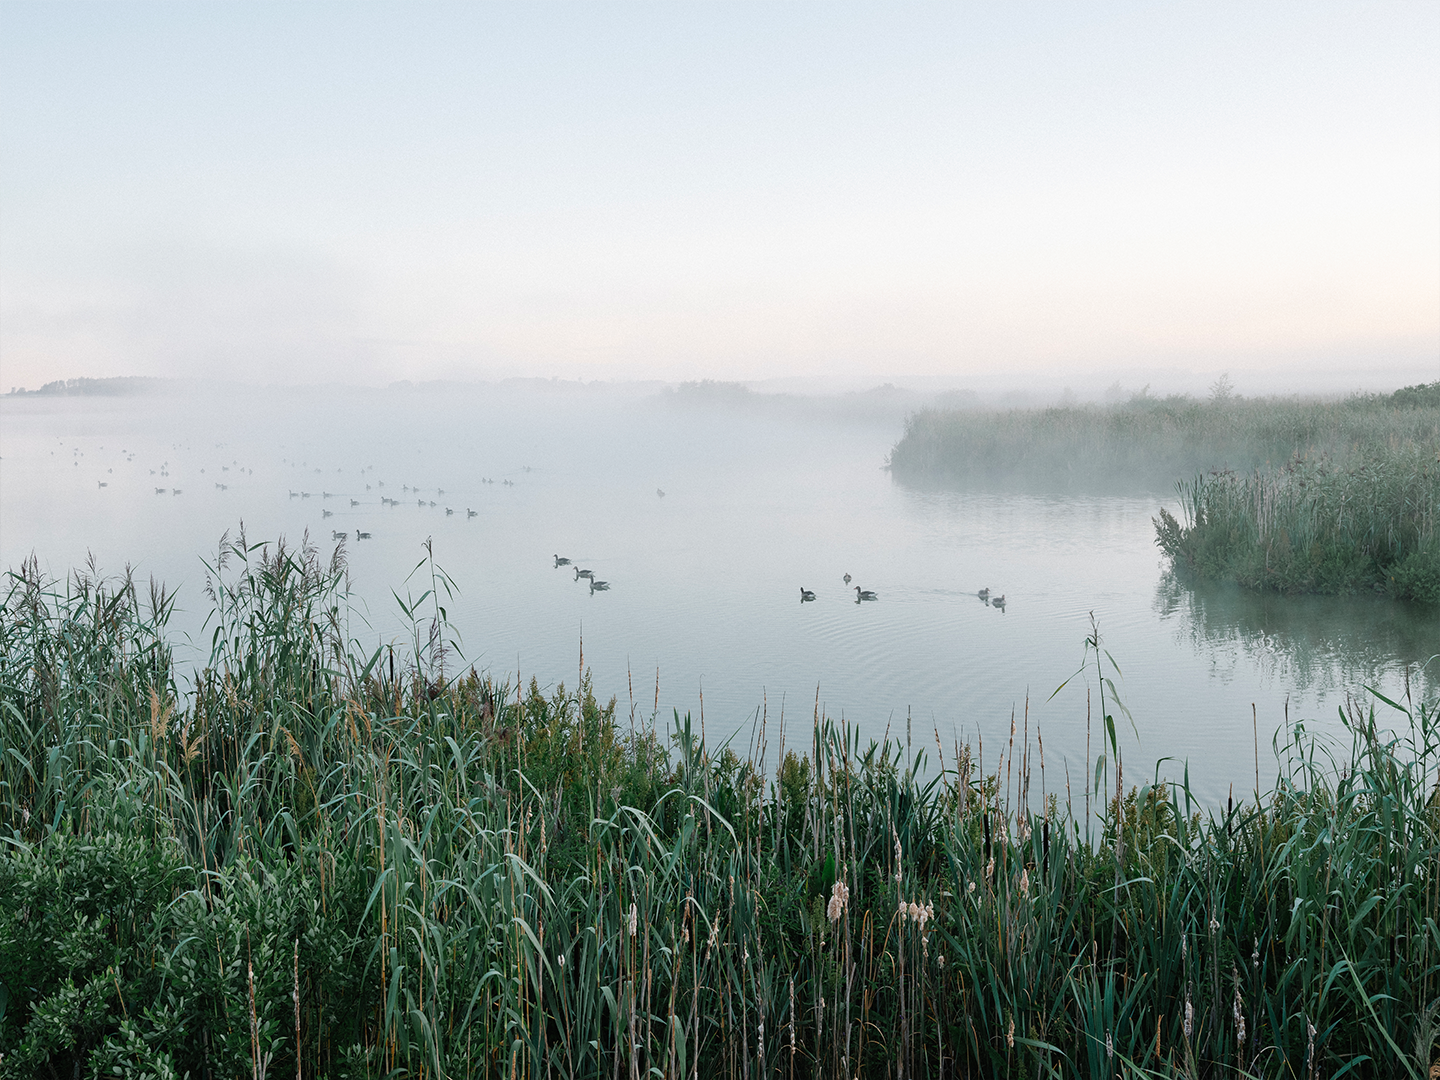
(1155, 572, 1439, 704)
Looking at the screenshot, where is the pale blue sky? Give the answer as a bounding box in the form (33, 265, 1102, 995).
(2, 3, 1437, 391)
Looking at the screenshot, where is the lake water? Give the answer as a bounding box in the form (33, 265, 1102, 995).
(3, 383, 1436, 808)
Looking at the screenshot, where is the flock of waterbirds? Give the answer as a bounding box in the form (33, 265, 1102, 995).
(798, 575, 880, 604)
(798, 580, 1007, 610)
(553, 555, 610, 595)
(59, 436, 557, 538)
(60, 438, 1011, 612)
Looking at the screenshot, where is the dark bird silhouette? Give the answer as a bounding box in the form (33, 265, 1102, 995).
(554, 555, 571, 567)
(589, 580, 610, 593)
(575, 568, 595, 581)
(854, 586, 878, 601)
(356, 531, 371, 540)
(800, 588, 816, 602)
(978, 588, 990, 601)
(843, 573, 851, 585)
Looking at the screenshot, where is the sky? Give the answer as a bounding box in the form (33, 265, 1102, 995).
(2, 3, 1438, 394)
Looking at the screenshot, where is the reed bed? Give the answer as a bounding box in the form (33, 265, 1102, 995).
(1155, 444, 1440, 603)
(887, 384, 1440, 492)
(1, 536, 1437, 1079)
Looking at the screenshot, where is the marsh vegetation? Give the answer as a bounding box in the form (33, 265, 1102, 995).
(2, 536, 1437, 1079)
(887, 382, 1440, 494)
(1155, 443, 1440, 602)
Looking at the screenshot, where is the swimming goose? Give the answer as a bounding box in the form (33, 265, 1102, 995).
(843, 573, 851, 585)
(991, 594, 1006, 609)
(575, 568, 595, 581)
(854, 586, 878, 601)
(467, 508, 478, 518)
(800, 588, 816, 602)
(554, 555, 572, 567)
(978, 588, 990, 601)
(590, 580, 610, 592)
(356, 531, 371, 540)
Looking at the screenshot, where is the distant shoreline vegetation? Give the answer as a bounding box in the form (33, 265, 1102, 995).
(6, 376, 165, 397)
(889, 382, 1440, 603)
(887, 381, 1440, 493)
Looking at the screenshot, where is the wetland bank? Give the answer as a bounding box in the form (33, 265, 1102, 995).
(1, 381, 1437, 1078)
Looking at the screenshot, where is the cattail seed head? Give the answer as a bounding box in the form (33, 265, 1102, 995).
(827, 879, 850, 923)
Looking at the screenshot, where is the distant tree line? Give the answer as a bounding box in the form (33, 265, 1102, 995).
(7, 376, 163, 397)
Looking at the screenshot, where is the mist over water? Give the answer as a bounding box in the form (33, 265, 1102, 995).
(3, 382, 1435, 807)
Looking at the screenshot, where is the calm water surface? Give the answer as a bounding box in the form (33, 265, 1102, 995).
(3, 385, 1435, 807)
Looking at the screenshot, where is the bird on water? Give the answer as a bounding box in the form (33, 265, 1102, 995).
(575, 568, 595, 581)
(843, 573, 852, 585)
(800, 588, 816, 602)
(554, 555, 571, 567)
(854, 586, 878, 601)
(978, 588, 990, 601)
